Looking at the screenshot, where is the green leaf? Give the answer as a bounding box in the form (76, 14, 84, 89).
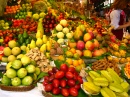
(78, 89, 89, 97)
(119, 45, 127, 50)
(54, 60, 63, 69)
(37, 72, 48, 80)
(52, 94, 63, 97)
(0, 71, 3, 78)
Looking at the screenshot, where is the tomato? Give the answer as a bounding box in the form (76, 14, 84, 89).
(52, 79, 60, 88)
(69, 87, 78, 96)
(60, 63, 68, 72)
(44, 84, 53, 92)
(55, 71, 65, 79)
(44, 76, 49, 81)
(48, 75, 55, 82)
(52, 88, 60, 95)
(67, 79, 76, 87)
(74, 84, 81, 90)
(60, 79, 67, 88)
(61, 88, 69, 97)
(42, 80, 48, 86)
(65, 71, 74, 79)
(77, 76, 83, 84)
(68, 67, 76, 73)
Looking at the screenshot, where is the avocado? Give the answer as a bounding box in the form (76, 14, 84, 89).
(23, 31, 28, 39)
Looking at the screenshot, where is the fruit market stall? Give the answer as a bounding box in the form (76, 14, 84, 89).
(1, 0, 130, 97)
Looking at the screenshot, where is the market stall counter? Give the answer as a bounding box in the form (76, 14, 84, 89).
(0, 87, 43, 97)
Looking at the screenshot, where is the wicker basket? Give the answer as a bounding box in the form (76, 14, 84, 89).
(42, 91, 52, 97)
(0, 84, 35, 92)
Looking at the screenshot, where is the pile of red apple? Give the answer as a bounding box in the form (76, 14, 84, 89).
(12, 19, 24, 27)
(43, 64, 83, 97)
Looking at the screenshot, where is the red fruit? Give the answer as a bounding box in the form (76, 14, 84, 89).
(52, 79, 60, 88)
(44, 76, 49, 81)
(68, 67, 76, 73)
(60, 64, 68, 72)
(61, 88, 69, 97)
(69, 87, 78, 96)
(76, 40, 85, 51)
(55, 71, 65, 79)
(52, 88, 60, 95)
(48, 70, 54, 76)
(48, 75, 55, 82)
(60, 79, 67, 88)
(49, 24, 53, 28)
(74, 84, 81, 90)
(77, 76, 83, 84)
(67, 79, 76, 87)
(52, 67, 59, 73)
(65, 72, 73, 79)
(43, 80, 48, 86)
(44, 84, 53, 92)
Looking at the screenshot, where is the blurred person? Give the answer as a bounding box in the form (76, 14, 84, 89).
(109, 0, 130, 40)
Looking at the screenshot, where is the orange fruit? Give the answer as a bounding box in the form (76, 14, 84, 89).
(58, 55, 65, 61)
(66, 58, 73, 65)
(78, 59, 84, 64)
(73, 60, 79, 66)
(70, 48, 76, 54)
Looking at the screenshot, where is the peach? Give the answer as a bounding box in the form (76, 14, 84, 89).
(83, 33, 93, 42)
(93, 39, 100, 48)
(83, 50, 92, 58)
(85, 41, 95, 51)
(76, 50, 83, 57)
(92, 49, 102, 57)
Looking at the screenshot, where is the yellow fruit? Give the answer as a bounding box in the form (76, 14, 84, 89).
(66, 58, 73, 65)
(3, 47, 12, 56)
(12, 47, 21, 56)
(101, 87, 116, 97)
(89, 71, 101, 80)
(83, 82, 100, 94)
(6, 62, 12, 70)
(8, 40, 17, 48)
(8, 55, 16, 62)
(73, 60, 79, 66)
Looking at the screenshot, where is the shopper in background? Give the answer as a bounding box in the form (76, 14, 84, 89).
(109, 0, 130, 40)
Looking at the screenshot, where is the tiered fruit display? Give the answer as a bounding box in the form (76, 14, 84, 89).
(0, 20, 10, 30)
(17, 31, 35, 46)
(42, 13, 57, 36)
(1, 55, 41, 86)
(11, 17, 37, 34)
(4, 5, 21, 16)
(43, 64, 83, 97)
(0, 29, 19, 46)
(15, 3, 32, 19)
(2, 40, 27, 62)
(52, 19, 73, 44)
(82, 68, 129, 97)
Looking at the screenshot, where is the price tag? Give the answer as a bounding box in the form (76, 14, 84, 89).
(37, 83, 44, 91)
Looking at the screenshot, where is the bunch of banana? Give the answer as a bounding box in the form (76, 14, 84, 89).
(82, 68, 129, 97)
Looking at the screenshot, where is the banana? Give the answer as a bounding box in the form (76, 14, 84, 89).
(107, 68, 121, 83)
(83, 82, 100, 94)
(86, 76, 93, 83)
(101, 70, 113, 83)
(88, 71, 100, 80)
(115, 92, 128, 97)
(121, 82, 129, 92)
(101, 87, 116, 97)
(93, 77, 109, 87)
(109, 82, 124, 93)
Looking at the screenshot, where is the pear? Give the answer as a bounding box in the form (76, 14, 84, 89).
(36, 30, 43, 39)
(40, 44, 46, 53)
(42, 35, 48, 44)
(46, 41, 52, 51)
(30, 40, 36, 49)
(36, 38, 43, 47)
